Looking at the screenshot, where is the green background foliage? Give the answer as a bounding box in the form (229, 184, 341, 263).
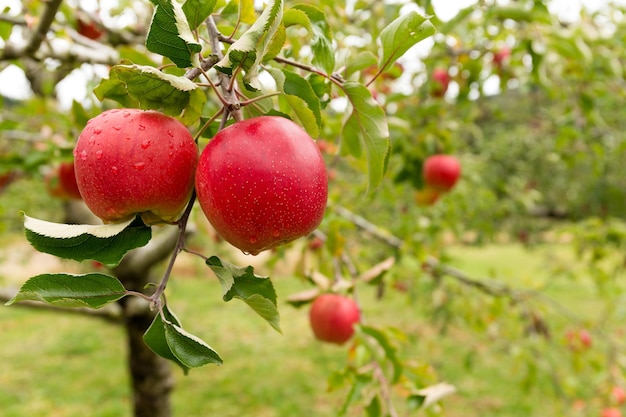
(1, 0, 625, 416)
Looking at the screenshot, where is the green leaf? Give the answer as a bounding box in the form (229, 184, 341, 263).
(206, 256, 281, 332)
(164, 321, 223, 367)
(23, 214, 151, 268)
(346, 51, 378, 78)
(95, 63, 204, 118)
(147, 0, 202, 68)
(359, 325, 402, 383)
(379, 11, 435, 73)
(215, 0, 283, 91)
(6, 273, 126, 308)
(238, 0, 256, 24)
(93, 68, 140, 108)
(365, 395, 382, 417)
(266, 68, 321, 137)
(341, 82, 390, 190)
(182, 0, 217, 30)
(144, 304, 191, 373)
(290, 4, 335, 74)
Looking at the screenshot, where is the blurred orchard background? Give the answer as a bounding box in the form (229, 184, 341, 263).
(1, 0, 626, 416)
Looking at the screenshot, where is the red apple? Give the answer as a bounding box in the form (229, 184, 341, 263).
(565, 328, 593, 351)
(46, 162, 82, 200)
(493, 46, 511, 67)
(308, 236, 325, 251)
(415, 187, 440, 206)
(0, 171, 16, 193)
(423, 154, 461, 192)
(309, 294, 360, 345)
(195, 116, 328, 255)
(77, 18, 104, 40)
(601, 408, 623, 417)
(74, 108, 198, 224)
(611, 386, 626, 405)
(431, 68, 450, 97)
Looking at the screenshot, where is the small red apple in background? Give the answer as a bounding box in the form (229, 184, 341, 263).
(423, 154, 461, 192)
(431, 68, 450, 97)
(611, 386, 626, 405)
(46, 162, 82, 200)
(415, 187, 440, 206)
(0, 171, 17, 193)
(493, 46, 511, 67)
(74, 108, 198, 224)
(565, 328, 593, 351)
(309, 294, 360, 345)
(77, 16, 104, 40)
(308, 236, 325, 251)
(601, 408, 623, 417)
(195, 116, 328, 255)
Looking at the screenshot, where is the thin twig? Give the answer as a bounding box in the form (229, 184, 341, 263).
(1, 0, 63, 59)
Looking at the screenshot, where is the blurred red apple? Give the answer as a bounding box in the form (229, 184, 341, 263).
(309, 294, 360, 345)
(431, 68, 450, 97)
(423, 154, 461, 192)
(46, 162, 82, 200)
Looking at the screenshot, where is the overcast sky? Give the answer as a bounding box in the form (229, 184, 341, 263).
(0, 0, 624, 103)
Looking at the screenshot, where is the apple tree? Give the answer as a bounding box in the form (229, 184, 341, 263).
(1, 0, 626, 416)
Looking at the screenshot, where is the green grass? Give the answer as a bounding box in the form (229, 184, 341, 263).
(0, 241, 622, 417)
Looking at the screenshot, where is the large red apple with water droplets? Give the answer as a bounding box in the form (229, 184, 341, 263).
(309, 294, 360, 345)
(195, 116, 328, 255)
(74, 108, 198, 224)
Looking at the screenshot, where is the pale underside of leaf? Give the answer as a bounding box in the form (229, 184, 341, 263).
(23, 215, 134, 239)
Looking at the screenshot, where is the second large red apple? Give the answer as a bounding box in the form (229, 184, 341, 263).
(195, 116, 328, 255)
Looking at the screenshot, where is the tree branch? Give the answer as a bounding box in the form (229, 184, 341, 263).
(1, 0, 63, 60)
(205, 16, 244, 122)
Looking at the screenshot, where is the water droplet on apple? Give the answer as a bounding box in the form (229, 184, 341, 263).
(138, 124, 146, 131)
(93, 127, 102, 134)
(95, 150, 103, 160)
(141, 140, 151, 149)
(133, 162, 146, 170)
(125, 136, 132, 141)
(111, 166, 118, 174)
(249, 236, 258, 244)
(122, 111, 131, 117)
(272, 230, 280, 238)
(80, 150, 88, 161)
(167, 130, 174, 137)
(112, 125, 121, 131)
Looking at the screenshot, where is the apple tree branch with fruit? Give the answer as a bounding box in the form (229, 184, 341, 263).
(5, 1, 625, 416)
(3, 0, 447, 413)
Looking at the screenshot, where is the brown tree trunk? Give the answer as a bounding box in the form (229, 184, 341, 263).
(66, 201, 179, 417)
(123, 305, 174, 417)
